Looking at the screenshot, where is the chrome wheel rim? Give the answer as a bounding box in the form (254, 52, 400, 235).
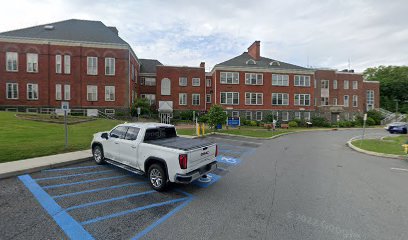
(150, 169, 162, 188)
(94, 148, 102, 162)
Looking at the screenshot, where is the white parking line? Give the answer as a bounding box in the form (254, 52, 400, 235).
(390, 168, 408, 172)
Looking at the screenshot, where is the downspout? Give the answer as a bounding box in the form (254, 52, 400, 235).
(47, 42, 51, 107)
(128, 49, 131, 109)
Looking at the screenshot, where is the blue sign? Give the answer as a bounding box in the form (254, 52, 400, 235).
(227, 117, 240, 127)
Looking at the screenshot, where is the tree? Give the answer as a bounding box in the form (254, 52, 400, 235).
(207, 105, 227, 130)
(130, 98, 151, 116)
(363, 66, 408, 113)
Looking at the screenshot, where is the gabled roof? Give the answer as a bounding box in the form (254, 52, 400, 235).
(215, 52, 308, 70)
(140, 59, 163, 74)
(0, 19, 128, 45)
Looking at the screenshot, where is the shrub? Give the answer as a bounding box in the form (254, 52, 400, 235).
(311, 116, 330, 127)
(366, 117, 376, 126)
(288, 121, 298, 128)
(179, 110, 194, 121)
(115, 112, 126, 117)
(130, 98, 151, 116)
(367, 110, 384, 125)
(264, 114, 274, 123)
(198, 114, 208, 123)
(207, 105, 227, 129)
(249, 120, 258, 126)
(338, 121, 354, 128)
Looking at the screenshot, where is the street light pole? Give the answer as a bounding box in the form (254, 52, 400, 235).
(394, 99, 399, 121)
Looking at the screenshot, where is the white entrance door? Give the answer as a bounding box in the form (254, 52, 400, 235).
(160, 113, 171, 124)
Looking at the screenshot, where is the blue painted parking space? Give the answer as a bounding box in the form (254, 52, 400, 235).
(192, 173, 222, 188)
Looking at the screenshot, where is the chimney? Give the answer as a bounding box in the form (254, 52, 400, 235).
(200, 62, 205, 68)
(108, 26, 118, 35)
(247, 41, 261, 60)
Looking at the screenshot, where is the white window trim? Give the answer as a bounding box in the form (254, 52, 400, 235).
(344, 80, 349, 90)
(245, 111, 252, 120)
(333, 98, 338, 106)
(105, 57, 115, 76)
(27, 83, 39, 100)
(56, 55, 62, 74)
(294, 94, 311, 106)
(87, 85, 98, 101)
(220, 72, 239, 84)
(232, 111, 239, 118)
(206, 94, 211, 103)
(206, 78, 212, 87)
(344, 95, 349, 107)
(179, 77, 188, 86)
(333, 80, 338, 89)
(245, 92, 263, 105)
(144, 78, 156, 86)
(352, 81, 358, 90)
(282, 112, 289, 121)
(6, 52, 18, 72)
(255, 111, 263, 121)
(192, 94, 200, 106)
(245, 73, 263, 85)
(192, 78, 200, 87)
(6, 83, 18, 99)
(304, 112, 311, 121)
(272, 93, 289, 106)
(56, 84, 62, 100)
(321, 80, 329, 89)
(64, 55, 71, 74)
(26, 53, 38, 73)
(179, 93, 187, 105)
(105, 109, 115, 115)
(272, 74, 289, 86)
(64, 84, 71, 101)
(294, 75, 311, 87)
(105, 86, 115, 101)
(220, 92, 239, 105)
(353, 95, 358, 107)
(87, 57, 98, 75)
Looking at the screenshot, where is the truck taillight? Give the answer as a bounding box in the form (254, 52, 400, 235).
(179, 154, 188, 169)
(215, 145, 218, 157)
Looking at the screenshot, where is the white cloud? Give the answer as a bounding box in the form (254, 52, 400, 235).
(1, 0, 407, 71)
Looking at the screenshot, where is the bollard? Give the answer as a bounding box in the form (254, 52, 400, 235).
(201, 123, 205, 135)
(196, 123, 201, 137)
(402, 144, 408, 154)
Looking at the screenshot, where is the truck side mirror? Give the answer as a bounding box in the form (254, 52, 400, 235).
(101, 132, 109, 140)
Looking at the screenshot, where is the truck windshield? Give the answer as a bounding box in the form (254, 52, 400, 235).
(144, 127, 177, 141)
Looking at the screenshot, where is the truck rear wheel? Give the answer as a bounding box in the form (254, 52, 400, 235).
(148, 164, 168, 191)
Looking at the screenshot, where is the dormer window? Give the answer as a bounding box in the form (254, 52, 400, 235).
(269, 61, 280, 66)
(246, 59, 256, 65)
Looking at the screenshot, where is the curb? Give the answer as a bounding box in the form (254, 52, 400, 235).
(0, 151, 92, 179)
(346, 137, 406, 160)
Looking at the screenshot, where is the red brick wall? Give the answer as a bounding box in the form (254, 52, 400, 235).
(156, 66, 206, 111)
(205, 75, 214, 111)
(0, 41, 132, 110)
(214, 70, 315, 111)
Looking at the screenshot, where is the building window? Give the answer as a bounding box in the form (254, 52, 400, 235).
(56, 55, 62, 74)
(333, 80, 338, 89)
(64, 55, 71, 74)
(144, 78, 156, 86)
(272, 93, 289, 105)
(255, 111, 263, 121)
(161, 78, 171, 95)
(105, 86, 115, 101)
(352, 81, 358, 89)
(294, 75, 310, 87)
(179, 77, 187, 86)
(27, 84, 39, 100)
(294, 94, 310, 106)
(220, 92, 239, 105)
(192, 78, 200, 86)
(6, 83, 18, 99)
(344, 95, 349, 107)
(321, 80, 329, 89)
(6, 52, 18, 72)
(314, 79, 317, 88)
(321, 97, 329, 106)
(245, 111, 252, 120)
(27, 53, 38, 72)
(192, 94, 200, 105)
(232, 111, 239, 118)
(56, 84, 62, 100)
(353, 95, 358, 107)
(220, 72, 239, 84)
(64, 85, 71, 100)
(87, 85, 98, 101)
(105, 58, 115, 75)
(295, 112, 301, 119)
(304, 112, 311, 121)
(245, 73, 263, 85)
(282, 112, 289, 121)
(366, 90, 374, 110)
(206, 94, 211, 103)
(131, 64, 135, 80)
(141, 94, 156, 105)
(245, 92, 263, 105)
(272, 74, 289, 86)
(179, 93, 187, 105)
(344, 80, 349, 89)
(206, 78, 211, 87)
(333, 98, 338, 105)
(105, 109, 116, 115)
(87, 57, 98, 75)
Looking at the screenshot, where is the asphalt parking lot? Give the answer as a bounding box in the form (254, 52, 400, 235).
(0, 135, 263, 240)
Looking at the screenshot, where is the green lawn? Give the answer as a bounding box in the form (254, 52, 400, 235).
(0, 112, 123, 163)
(352, 135, 408, 156)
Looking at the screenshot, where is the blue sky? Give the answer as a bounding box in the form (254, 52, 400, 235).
(1, 0, 408, 72)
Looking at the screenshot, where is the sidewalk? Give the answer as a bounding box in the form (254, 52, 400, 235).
(0, 150, 91, 179)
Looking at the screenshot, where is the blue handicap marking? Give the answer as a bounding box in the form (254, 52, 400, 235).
(192, 173, 221, 188)
(216, 155, 241, 165)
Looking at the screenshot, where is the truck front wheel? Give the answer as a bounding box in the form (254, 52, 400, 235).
(148, 164, 168, 191)
(92, 145, 105, 165)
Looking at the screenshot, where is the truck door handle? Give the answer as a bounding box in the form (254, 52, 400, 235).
(131, 146, 137, 149)
(115, 142, 119, 144)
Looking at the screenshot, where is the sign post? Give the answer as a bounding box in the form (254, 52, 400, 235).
(361, 113, 367, 147)
(61, 102, 70, 149)
(137, 107, 141, 121)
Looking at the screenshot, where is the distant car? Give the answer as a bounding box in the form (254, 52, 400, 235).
(385, 122, 408, 134)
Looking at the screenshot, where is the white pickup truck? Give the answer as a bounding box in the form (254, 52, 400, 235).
(91, 123, 218, 191)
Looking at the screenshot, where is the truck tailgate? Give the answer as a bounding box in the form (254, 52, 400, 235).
(187, 143, 217, 169)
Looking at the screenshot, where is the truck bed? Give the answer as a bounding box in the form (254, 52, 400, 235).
(145, 136, 214, 151)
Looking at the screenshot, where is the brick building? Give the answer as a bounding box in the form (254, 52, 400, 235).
(0, 19, 139, 115)
(0, 20, 380, 123)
